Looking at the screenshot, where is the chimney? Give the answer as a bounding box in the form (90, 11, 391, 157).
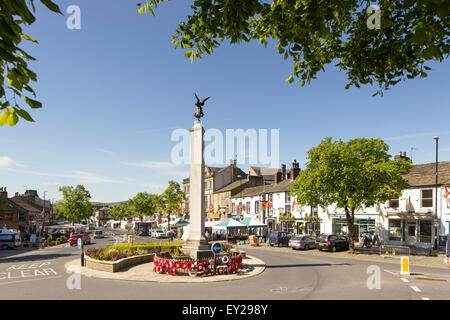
(394, 151, 410, 161)
(274, 171, 282, 184)
(290, 160, 300, 181)
(229, 159, 236, 167)
(0, 187, 7, 199)
(281, 164, 286, 180)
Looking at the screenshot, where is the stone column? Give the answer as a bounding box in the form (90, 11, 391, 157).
(182, 120, 210, 259)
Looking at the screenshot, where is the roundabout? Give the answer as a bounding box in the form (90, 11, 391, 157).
(64, 254, 266, 283)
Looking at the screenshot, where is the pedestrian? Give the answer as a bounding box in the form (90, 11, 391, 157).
(205, 230, 210, 241)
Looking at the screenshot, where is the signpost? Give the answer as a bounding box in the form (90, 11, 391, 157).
(211, 242, 222, 275)
(78, 238, 84, 267)
(400, 256, 410, 276)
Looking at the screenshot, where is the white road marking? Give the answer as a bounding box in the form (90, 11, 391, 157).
(0, 276, 62, 285)
(422, 297, 430, 300)
(401, 278, 410, 283)
(384, 270, 397, 275)
(410, 286, 422, 293)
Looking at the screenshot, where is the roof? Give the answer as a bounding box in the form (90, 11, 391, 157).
(235, 185, 267, 198)
(249, 167, 279, 177)
(9, 198, 41, 213)
(230, 178, 293, 198)
(213, 218, 246, 228)
(403, 161, 450, 187)
(215, 179, 247, 193)
(268, 179, 293, 193)
(241, 217, 267, 227)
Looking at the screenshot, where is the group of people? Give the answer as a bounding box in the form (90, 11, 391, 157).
(360, 232, 381, 248)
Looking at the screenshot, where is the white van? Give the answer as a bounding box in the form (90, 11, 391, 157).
(0, 229, 20, 249)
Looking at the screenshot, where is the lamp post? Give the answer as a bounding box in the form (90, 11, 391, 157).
(237, 174, 242, 220)
(434, 136, 439, 250)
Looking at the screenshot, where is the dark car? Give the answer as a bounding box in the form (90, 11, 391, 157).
(269, 231, 291, 247)
(51, 230, 69, 240)
(316, 234, 349, 252)
(289, 235, 317, 250)
(69, 234, 91, 246)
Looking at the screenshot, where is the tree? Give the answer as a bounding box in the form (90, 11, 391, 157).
(151, 194, 165, 224)
(139, 0, 449, 95)
(0, 1, 62, 126)
(289, 137, 412, 253)
(161, 181, 185, 227)
(109, 203, 132, 226)
(128, 192, 157, 221)
(58, 185, 93, 225)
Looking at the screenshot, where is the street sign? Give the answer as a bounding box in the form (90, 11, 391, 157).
(211, 242, 222, 255)
(400, 256, 410, 275)
(77, 238, 82, 249)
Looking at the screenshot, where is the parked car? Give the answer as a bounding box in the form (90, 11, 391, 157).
(88, 223, 95, 230)
(51, 230, 69, 240)
(93, 230, 104, 239)
(316, 234, 349, 252)
(69, 233, 91, 246)
(288, 235, 317, 250)
(151, 229, 167, 239)
(269, 231, 291, 247)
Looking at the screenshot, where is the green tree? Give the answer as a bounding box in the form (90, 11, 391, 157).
(151, 194, 165, 224)
(161, 181, 185, 227)
(58, 185, 93, 225)
(109, 203, 132, 226)
(290, 137, 412, 253)
(0, 1, 62, 126)
(128, 192, 157, 221)
(139, 0, 449, 95)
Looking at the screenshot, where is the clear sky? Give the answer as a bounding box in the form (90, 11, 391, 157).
(1, 0, 449, 203)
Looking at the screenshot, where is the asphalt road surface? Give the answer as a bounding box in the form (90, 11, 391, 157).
(0, 229, 449, 300)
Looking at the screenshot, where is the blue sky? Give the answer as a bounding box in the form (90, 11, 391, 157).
(1, 0, 449, 203)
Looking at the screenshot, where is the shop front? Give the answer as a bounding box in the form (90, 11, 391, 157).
(386, 213, 433, 248)
(331, 215, 377, 237)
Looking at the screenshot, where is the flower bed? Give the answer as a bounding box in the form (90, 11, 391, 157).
(153, 252, 244, 277)
(85, 242, 184, 262)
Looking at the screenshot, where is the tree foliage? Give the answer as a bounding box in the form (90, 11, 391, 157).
(58, 185, 93, 224)
(109, 203, 132, 222)
(139, 0, 449, 95)
(161, 180, 185, 222)
(129, 192, 158, 221)
(0, 1, 62, 127)
(289, 137, 412, 252)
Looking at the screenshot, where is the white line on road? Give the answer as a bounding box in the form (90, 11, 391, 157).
(410, 286, 422, 293)
(401, 278, 410, 283)
(422, 297, 430, 300)
(0, 276, 62, 286)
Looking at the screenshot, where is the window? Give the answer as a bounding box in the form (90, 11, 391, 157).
(388, 198, 399, 208)
(389, 219, 402, 241)
(18, 212, 26, 221)
(255, 201, 259, 213)
(419, 221, 432, 243)
(421, 189, 433, 208)
(285, 204, 291, 214)
(246, 201, 250, 213)
(269, 193, 273, 203)
(285, 192, 291, 203)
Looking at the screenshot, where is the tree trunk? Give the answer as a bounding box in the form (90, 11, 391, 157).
(345, 207, 355, 253)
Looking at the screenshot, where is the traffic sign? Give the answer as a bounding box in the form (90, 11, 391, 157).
(77, 238, 82, 249)
(400, 256, 409, 275)
(211, 242, 222, 255)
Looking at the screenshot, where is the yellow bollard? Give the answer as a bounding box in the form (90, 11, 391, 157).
(400, 256, 410, 275)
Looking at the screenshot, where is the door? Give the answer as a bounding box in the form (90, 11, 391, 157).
(405, 220, 417, 245)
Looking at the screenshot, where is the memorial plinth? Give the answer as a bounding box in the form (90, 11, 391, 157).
(182, 120, 211, 259)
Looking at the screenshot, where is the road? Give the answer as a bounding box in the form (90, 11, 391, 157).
(0, 229, 449, 300)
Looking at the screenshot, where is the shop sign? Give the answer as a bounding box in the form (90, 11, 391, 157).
(0, 214, 13, 221)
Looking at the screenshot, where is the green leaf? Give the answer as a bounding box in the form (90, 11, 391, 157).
(39, 0, 62, 14)
(20, 34, 38, 43)
(0, 110, 11, 126)
(24, 96, 42, 109)
(286, 75, 294, 83)
(15, 108, 35, 122)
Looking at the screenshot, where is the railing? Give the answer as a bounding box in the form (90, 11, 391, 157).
(379, 245, 410, 258)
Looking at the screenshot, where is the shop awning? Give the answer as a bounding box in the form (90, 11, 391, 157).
(213, 218, 246, 229)
(241, 217, 267, 228)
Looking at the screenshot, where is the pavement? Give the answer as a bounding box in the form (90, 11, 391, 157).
(236, 243, 450, 270)
(64, 255, 266, 283)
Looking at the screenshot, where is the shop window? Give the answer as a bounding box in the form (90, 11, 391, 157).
(419, 221, 431, 243)
(285, 204, 291, 214)
(421, 189, 433, 208)
(389, 219, 402, 241)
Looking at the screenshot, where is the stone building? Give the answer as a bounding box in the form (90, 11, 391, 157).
(0, 188, 41, 233)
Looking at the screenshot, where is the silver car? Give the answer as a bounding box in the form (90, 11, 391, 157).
(288, 235, 317, 250)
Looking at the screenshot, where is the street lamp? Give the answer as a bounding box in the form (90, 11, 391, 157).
(434, 136, 439, 250)
(237, 174, 242, 220)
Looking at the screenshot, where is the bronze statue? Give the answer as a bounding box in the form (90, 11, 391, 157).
(194, 93, 210, 120)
